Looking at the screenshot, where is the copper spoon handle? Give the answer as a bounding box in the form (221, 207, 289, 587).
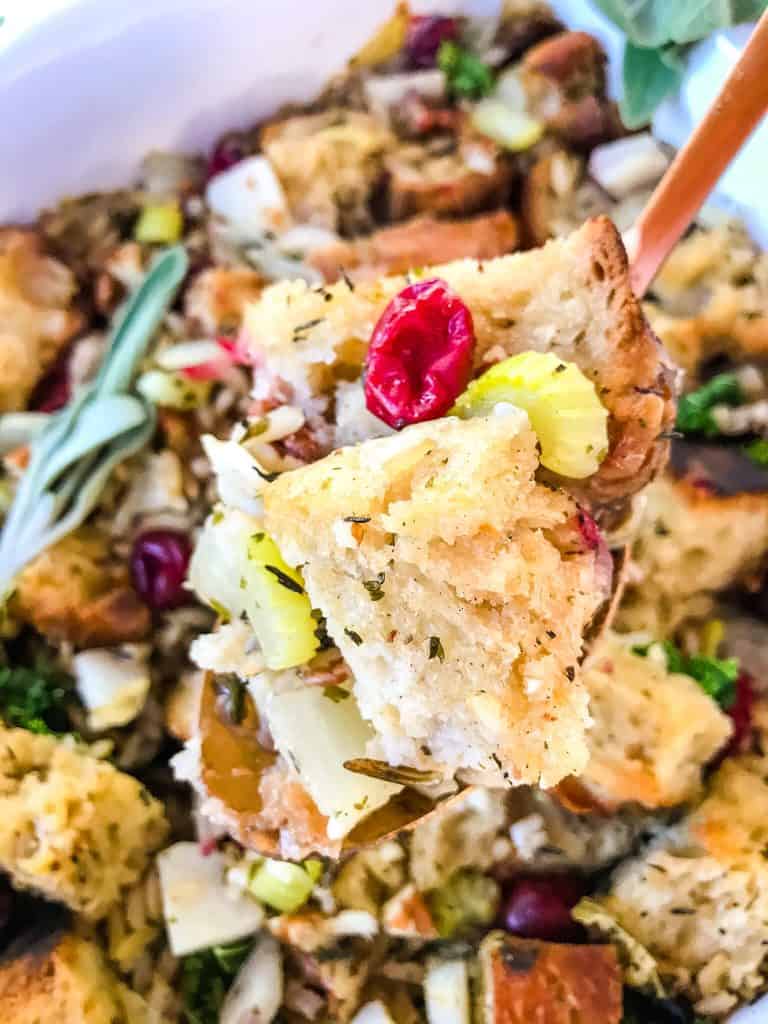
(628, 10, 768, 297)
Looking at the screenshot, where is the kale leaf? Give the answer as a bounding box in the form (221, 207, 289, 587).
(676, 372, 743, 438)
(632, 640, 739, 709)
(438, 40, 494, 99)
(0, 658, 72, 734)
(181, 939, 253, 1024)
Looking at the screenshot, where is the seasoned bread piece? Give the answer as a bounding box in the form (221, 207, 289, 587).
(310, 210, 519, 283)
(568, 632, 732, 811)
(261, 109, 394, 233)
(184, 265, 264, 334)
(13, 526, 150, 647)
(618, 478, 768, 635)
(0, 728, 168, 919)
(265, 414, 605, 787)
(0, 933, 149, 1024)
(478, 931, 623, 1024)
(245, 216, 674, 504)
(0, 229, 84, 412)
(592, 729, 768, 1017)
(644, 222, 768, 374)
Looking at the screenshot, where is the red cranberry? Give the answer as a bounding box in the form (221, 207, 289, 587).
(207, 135, 247, 181)
(726, 671, 756, 754)
(576, 509, 601, 551)
(130, 530, 191, 611)
(30, 351, 71, 412)
(406, 15, 459, 68)
(364, 278, 475, 429)
(500, 875, 586, 942)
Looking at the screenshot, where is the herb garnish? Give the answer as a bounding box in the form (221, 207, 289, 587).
(676, 372, 743, 438)
(0, 246, 188, 598)
(595, 1, 767, 128)
(362, 572, 386, 601)
(181, 939, 253, 1024)
(344, 628, 363, 646)
(254, 465, 280, 483)
(632, 639, 739, 709)
(744, 437, 768, 467)
(438, 40, 494, 99)
(216, 674, 246, 725)
(0, 657, 73, 734)
(343, 516, 371, 524)
(265, 564, 305, 594)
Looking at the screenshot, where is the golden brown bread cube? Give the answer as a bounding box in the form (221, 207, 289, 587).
(0, 728, 168, 919)
(618, 477, 768, 635)
(184, 265, 265, 335)
(478, 930, 623, 1024)
(265, 414, 605, 788)
(310, 210, 520, 283)
(569, 632, 732, 811)
(13, 527, 150, 648)
(592, 719, 768, 1017)
(0, 229, 84, 412)
(261, 109, 394, 233)
(0, 932, 150, 1024)
(245, 216, 674, 505)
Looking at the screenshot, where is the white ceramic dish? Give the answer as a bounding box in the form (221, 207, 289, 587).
(1, 2, 766, 1018)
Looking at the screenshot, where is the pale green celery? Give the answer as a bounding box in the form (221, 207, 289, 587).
(134, 202, 183, 244)
(248, 858, 316, 914)
(427, 870, 500, 938)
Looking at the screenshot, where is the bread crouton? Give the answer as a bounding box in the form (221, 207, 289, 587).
(265, 414, 605, 788)
(592, 742, 768, 1017)
(0, 229, 84, 412)
(13, 527, 150, 648)
(0, 932, 148, 1024)
(644, 222, 768, 374)
(384, 133, 511, 221)
(245, 216, 674, 504)
(478, 930, 623, 1024)
(184, 266, 265, 335)
(618, 478, 768, 634)
(309, 210, 520, 283)
(0, 728, 168, 919)
(261, 109, 394, 233)
(564, 632, 732, 811)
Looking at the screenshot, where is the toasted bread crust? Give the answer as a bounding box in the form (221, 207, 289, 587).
(245, 216, 675, 504)
(479, 931, 623, 1023)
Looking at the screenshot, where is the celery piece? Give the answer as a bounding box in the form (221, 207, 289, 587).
(427, 870, 499, 938)
(452, 351, 608, 478)
(248, 858, 315, 913)
(137, 369, 211, 410)
(134, 202, 183, 244)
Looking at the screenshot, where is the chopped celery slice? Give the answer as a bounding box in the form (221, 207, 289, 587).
(134, 202, 183, 244)
(137, 369, 211, 410)
(189, 508, 318, 670)
(471, 98, 544, 152)
(248, 857, 315, 913)
(451, 351, 608, 478)
(427, 870, 500, 938)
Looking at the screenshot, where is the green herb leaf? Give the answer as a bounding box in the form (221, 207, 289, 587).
(632, 639, 739, 709)
(620, 42, 684, 128)
(0, 658, 73, 734)
(428, 636, 445, 662)
(596, 0, 768, 125)
(181, 940, 252, 1024)
(0, 246, 188, 596)
(438, 40, 494, 99)
(362, 572, 386, 601)
(744, 437, 768, 466)
(676, 372, 743, 437)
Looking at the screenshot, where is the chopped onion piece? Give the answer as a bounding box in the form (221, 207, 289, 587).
(220, 934, 283, 1024)
(137, 369, 211, 410)
(157, 842, 264, 957)
(206, 155, 291, 241)
(364, 69, 447, 118)
(471, 98, 543, 152)
(588, 133, 670, 199)
(351, 1002, 397, 1024)
(265, 686, 402, 840)
(155, 340, 224, 372)
(424, 959, 471, 1024)
(73, 645, 151, 731)
(492, 66, 527, 112)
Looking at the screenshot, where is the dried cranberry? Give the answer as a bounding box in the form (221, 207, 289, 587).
(207, 135, 247, 181)
(30, 351, 71, 412)
(726, 671, 756, 754)
(130, 530, 191, 611)
(406, 15, 459, 68)
(364, 278, 475, 429)
(576, 509, 601, 551)
(500, 875, 586, 942)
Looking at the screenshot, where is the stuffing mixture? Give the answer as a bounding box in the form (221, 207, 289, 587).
(1, 5, 767, 1023)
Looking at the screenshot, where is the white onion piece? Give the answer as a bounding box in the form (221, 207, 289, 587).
(424, 959, 471, 1024)
(588, 133, 670, 199)
(155, 340, 223, 371)
(73, 646, 151, 731)
(364, 69, 447, 119)
(206, 155, 291, 241)
(220, 933, 283, 1024)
